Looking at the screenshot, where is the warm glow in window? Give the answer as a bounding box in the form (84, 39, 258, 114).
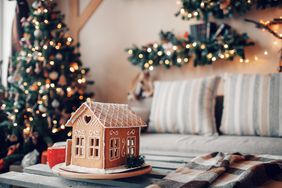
(88, 137, 100, 159)
(109, 138, 120, 160)
(75, 136, 85, 158)
(127, 137, 136, 156)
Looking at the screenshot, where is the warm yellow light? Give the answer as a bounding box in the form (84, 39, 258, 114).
(57, 23, 62, 29)
(67, 131, 72, 137)
(207, 53, 213, 59)
(200, 44, 206, 49)
(138, 54, 143, 59)
(224, 44, 229, 49)
(186, 44, 191, 49)
(43, 45, 48, 49)
(44, 20, 49, 24)
(144, 63, 150, 69)
(52, 128, 58, 133)
(166, 51, 172, 56)
(177, 58, 182, 63)
(184, 58, 189, 62)
(264, 51, 268, 55)
(165, 60, 170, 65)
(70, 67, 75, 72)
(67, 37, 72, 42)
(61, 125, 65, 129)
(192, 42, 197, 47)
(172, 46, 178, 51)
(153, 43, 158, 48)
(211, 57, 216, 62)
(148, 60, 153, 64)
(128, 49, 133, 55)
(149, 66, 154, 71)
(157, 51, 163, 56)
(14, 109, 19, 113)
(50, 61, 55, 65)
(147, 48, 152, 53)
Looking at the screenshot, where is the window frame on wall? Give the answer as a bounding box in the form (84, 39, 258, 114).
(88, 136, 100, 159)
(74, 135, 85, 158)
(109, 137, 120, 161)
(127, 136, 136, 156)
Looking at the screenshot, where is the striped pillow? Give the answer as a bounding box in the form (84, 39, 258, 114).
(221, 73, 282, 137)
(148, 77, 220, 135)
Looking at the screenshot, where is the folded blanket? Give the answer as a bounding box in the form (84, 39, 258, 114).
(147, 152, 282, 188)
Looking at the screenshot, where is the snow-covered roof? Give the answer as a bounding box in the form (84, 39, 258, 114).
(66, 101, 147, 128)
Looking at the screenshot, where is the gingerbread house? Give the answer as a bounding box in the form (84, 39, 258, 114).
(65, 101, 147, 169)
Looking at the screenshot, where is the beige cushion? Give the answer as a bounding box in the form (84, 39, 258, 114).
(221, 73, 282, 137)
(148, 77, 220, 135)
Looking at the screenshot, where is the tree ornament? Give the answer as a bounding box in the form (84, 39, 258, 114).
(30, 83, 39, 91)
(58, 74, 67, 86)
(49, 71, 59, 80)
(34, 29, 42, 38)
(45, 79, 51, 85)
(51, 100, 60, 108)
(220, 0, 231, 10)
(56, 53, 63, 60)
(38, 104, 47, 112)
(32, 1, 41, 9)
(35, 63, 41, 74)
(7, 76, 14, 83)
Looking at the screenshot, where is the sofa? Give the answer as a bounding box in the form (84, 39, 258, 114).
(131, 96, 282, 158)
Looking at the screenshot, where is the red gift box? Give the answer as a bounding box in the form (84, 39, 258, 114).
(47, 142, 66, 168)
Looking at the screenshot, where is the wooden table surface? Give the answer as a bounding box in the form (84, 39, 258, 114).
(0, 154, 194, 188)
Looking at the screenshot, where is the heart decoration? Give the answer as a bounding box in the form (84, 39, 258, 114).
(84, 115, 92, 124)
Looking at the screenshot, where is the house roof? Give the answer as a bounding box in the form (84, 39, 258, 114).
(66, 101, 147, 128)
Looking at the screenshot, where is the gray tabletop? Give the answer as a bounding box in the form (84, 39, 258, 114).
(0, 154, 193, 188)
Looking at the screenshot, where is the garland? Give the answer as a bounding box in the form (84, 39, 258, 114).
(126, 23, 254, 70)
(176, 0, 282, 21)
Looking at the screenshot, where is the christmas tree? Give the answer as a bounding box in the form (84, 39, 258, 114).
(0, 0, 94, 155)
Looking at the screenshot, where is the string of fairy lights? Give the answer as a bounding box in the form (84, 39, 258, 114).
(126, 0, 282, 71)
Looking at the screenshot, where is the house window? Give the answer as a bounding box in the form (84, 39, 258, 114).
(88, 137, 100, 159)
(74, 136, 85, 158)
(109, 138, 120, 160)
(127, 137, 136, 156)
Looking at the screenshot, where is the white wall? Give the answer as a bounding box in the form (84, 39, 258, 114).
(0, 1, 16, 86)
(59, 0, 281, 103)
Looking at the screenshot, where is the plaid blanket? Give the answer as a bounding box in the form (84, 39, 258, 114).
(147, 152, 282, 188)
